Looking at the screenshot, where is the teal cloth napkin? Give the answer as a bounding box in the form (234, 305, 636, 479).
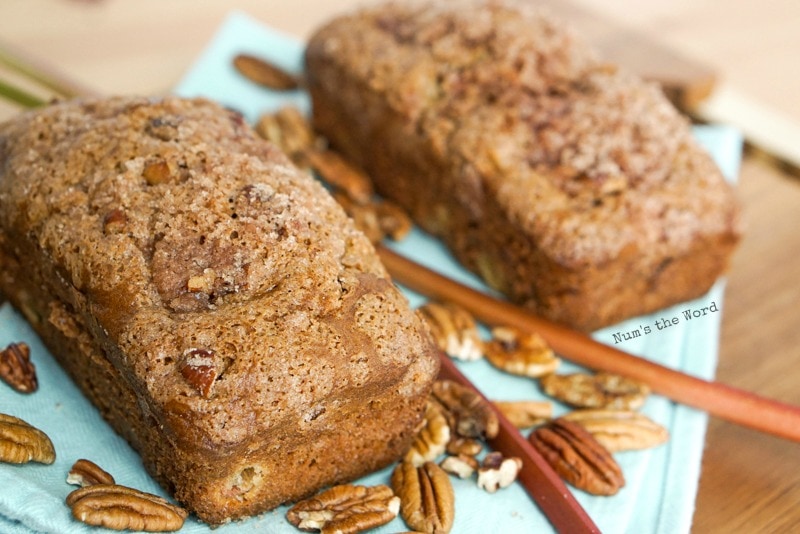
(0, 11, 742, 533)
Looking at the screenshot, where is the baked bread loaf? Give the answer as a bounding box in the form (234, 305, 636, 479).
(305, 0, 742, 331)
(0, 96, 439, 524)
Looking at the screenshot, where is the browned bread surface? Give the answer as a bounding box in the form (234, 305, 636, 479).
(0, 96, 439, 524)
(305, 0, 742, 331)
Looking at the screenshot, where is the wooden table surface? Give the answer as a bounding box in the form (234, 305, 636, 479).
(1, 1, 798, 532)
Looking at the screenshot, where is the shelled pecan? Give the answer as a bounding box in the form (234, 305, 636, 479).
(484, 326, 560, 378)
(391, 461, 454, 534)
(406, 401, 451, 467)
(233, 53, 301, 91)
(529, 418, 624, 496)
(67, 459, 116, 487)
(562, 409, 669, 452)
(492, 400, 553, 429)
(0, 342, 37, 393)
(286, 484, 400, 534)
(432, 380, 498, 441)
(66, 484, 187, 531)
(417, 302, 484, 362)
(539, 372, 650, 410)
(0, 413, 55, 464)
(476, 452, 523, 493)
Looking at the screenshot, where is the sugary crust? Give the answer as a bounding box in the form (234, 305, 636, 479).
(0, 96, 439, 523)
(305, 0, 742, 331)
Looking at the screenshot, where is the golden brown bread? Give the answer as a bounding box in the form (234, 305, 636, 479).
(0, 96, 439, 524)
(305, 0, 742, 331)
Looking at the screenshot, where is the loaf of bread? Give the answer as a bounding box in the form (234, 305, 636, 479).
(305, 0, 742, 331)
(0, 97, 439, 524)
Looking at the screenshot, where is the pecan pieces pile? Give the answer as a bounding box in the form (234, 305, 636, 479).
(284, 299, 669, 532)
(415, 299, 669, 500)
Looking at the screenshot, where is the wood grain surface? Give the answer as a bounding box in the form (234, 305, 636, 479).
(1, 1, 798, 532)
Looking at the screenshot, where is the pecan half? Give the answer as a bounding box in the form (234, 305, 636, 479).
(233, 53, 301, 91)
(492, 400, 552, 429)
(432, 380, 498, 440)
(66, 484, 187, 532)
(539, 372, 650, 410)
(307, 148, 374, 205)
(391, 461, 454, 534)
(333, 191, 384, 244)
(0, 413, 55, 464)
(406, 401, 451, 467)
(417, 302, 483, 362)
(529, 418, 624, 496)
(562, 409, 669, 452)
(476, 452, 523, 493)
(375, 199, 413, 241)
(0, 342, 37, 393)
(179, 348, 219, 398)
(286, 484, 400, 534)
(67, 458, 116, 487)
(484, 326, 560, 378)
(255, 106, 316, 165)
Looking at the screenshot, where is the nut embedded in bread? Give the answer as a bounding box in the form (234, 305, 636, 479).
(0, 96, 440, 524)
(305, 0, 742, 331)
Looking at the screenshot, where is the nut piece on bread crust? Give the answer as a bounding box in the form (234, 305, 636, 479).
(0, 96, 439, 525)
(305, 0, 742, 331)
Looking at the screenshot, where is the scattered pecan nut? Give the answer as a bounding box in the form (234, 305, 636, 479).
(66, 484, 187, 532)
(406, 401, 451, 467)
(255, 106, 316, 164)
(492, 400, 553, 429)
(439, 454, 479, 479)
(529, 418, 625, 496)
(391, 461, 455, 534)
(432, 380, 498, 440)
(375, 199, 413, 241)
(417, 302, 483, 362)
(562, 409, 669, 452)
(0, 413, 55, 464)
(286, 484, 400, 534)
(484, 326, 560, 378)
(0, 342, 37, 393)
(333, 191, 384, 244)
(67, 459, 116, 487)
(445, 435, 483, 457)
(539, 372, 650, 410)
(476, 452, 523, 493)
(233, 53, 301, 91)
(307, 148, 375, 205)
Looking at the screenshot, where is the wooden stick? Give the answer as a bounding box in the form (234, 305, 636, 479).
(438, 355, 601, 533)
(378, 245, 800, 443)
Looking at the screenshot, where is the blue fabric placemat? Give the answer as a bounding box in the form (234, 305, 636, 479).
(0, 10, 742, 533)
